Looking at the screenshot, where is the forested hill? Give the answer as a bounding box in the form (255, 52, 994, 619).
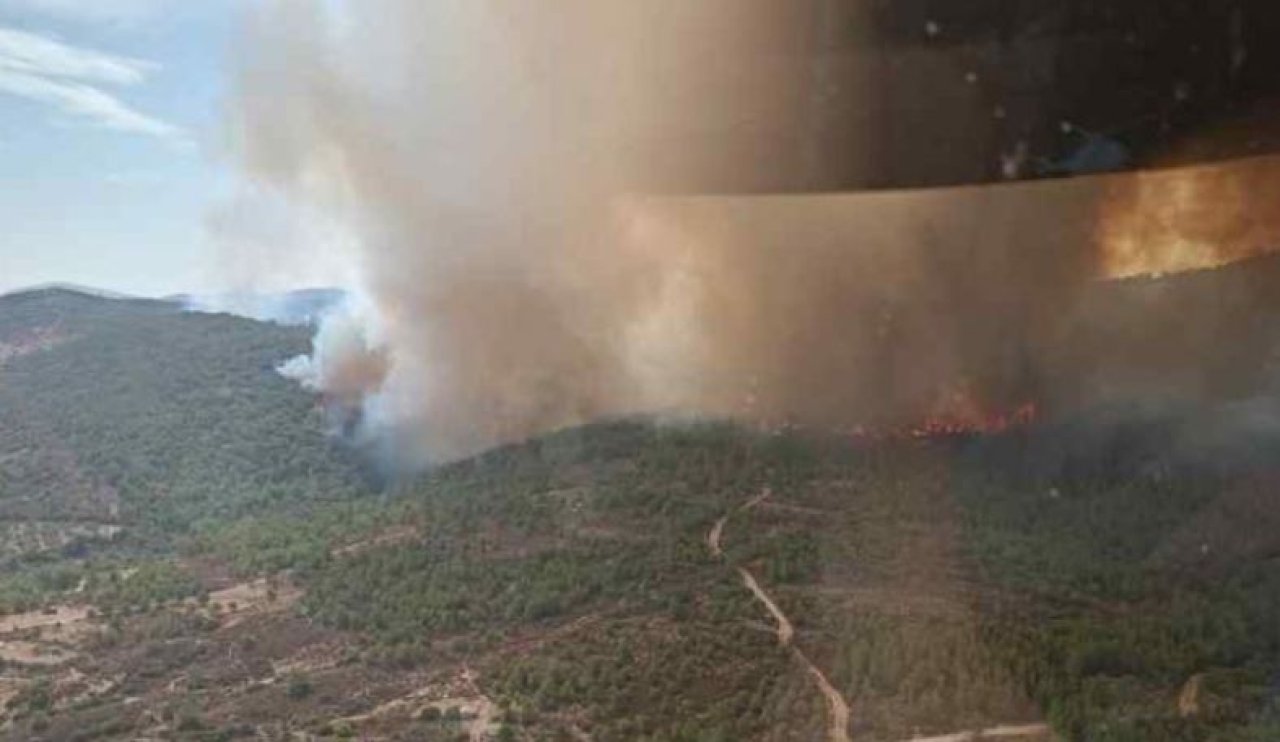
(0, 288, 373, 541)
(2, 288, 1279, 740)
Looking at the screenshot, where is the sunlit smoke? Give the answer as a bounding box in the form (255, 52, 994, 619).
(230, 1, 798, 462)
(1098, 155, 1280, 279)
(227, 0, 1101, 463)
(228, 1, 1280, 466)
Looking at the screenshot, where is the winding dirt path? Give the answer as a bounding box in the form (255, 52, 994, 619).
(708, 488, 771, 558)
(710, 489, 851, 742)
(737, 567, 794, 646)
(707, 514, 728, 558)
(797, 645, 854, 742)
(901, 723, 1052, 741)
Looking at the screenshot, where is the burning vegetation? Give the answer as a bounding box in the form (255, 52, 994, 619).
(849, 387, 1038, 443)
(908, 400, 1039, 440)
(1097, 154, 1280, 279)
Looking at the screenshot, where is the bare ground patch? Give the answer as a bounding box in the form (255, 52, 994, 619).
(335, 665, 502, 740)
(0, 604, 93, 635)
(203, 578, 302, 628)
(0, 640, 73, 666)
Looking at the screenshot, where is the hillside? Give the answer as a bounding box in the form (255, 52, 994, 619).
(3, 418, 1279, 739)
(1, 290, 1279, 740)
(0, 289, 374, 599)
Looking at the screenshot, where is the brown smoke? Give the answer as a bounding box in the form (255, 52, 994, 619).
(1098, 155, 1280, 279)
(231, 1, 806, 461)
(231, 2, 1280, 464)
(619, 182, 1100, 428)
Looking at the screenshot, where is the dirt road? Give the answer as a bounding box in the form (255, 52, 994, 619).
(737, 567, 794, 646)
(707, 488, 1051, 742)
(797, 645, 854, 742)
(710, 489, 851, 742)
(708, 488, 771, 558)
(707, 514, 729, 558)
(902, 723, 1053, 741)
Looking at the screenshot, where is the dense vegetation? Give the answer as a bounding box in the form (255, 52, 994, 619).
(0, 289, 373, 612)
(0, 290, 372, 531)
(4, 289, 1280, 740)
(173, 422, 834, 738)
(957, 419, 1280, 739)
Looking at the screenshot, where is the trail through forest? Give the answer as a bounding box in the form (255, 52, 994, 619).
(709, 488, 851, 742)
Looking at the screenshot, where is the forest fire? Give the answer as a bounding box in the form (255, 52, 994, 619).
(849, 387, 1038, 443)
(1098, 155, 1280, 279)
(907, 384, 1039, 439)
(907, 402, 1038, 439)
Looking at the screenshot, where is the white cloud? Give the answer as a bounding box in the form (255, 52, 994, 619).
(0, 68, 179, 138)
(0, 27, 152, 83)
(0, 25, 185, 143)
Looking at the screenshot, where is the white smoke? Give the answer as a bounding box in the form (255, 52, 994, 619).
(277, 294, 386, 404)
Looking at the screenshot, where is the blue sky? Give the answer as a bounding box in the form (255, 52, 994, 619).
(0, 0, 242, 296)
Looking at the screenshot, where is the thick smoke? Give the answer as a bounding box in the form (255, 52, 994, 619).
(276, 298, 387, 408)
(231, 1, 800, 462)
(231, 1, 1280, 464)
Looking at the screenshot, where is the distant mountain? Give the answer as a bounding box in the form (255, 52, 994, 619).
(171, 287, 348, 326)
(1, 282, 137, 301)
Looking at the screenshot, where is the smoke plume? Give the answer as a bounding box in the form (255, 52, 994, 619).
(231, 1, 1280, 464)
(230, 1, 800, 461)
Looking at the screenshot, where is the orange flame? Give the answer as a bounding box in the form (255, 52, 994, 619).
(908, 402, 1037, 439)
(1097, 155, 1280, 279)
(850, 384, 1038, 443)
